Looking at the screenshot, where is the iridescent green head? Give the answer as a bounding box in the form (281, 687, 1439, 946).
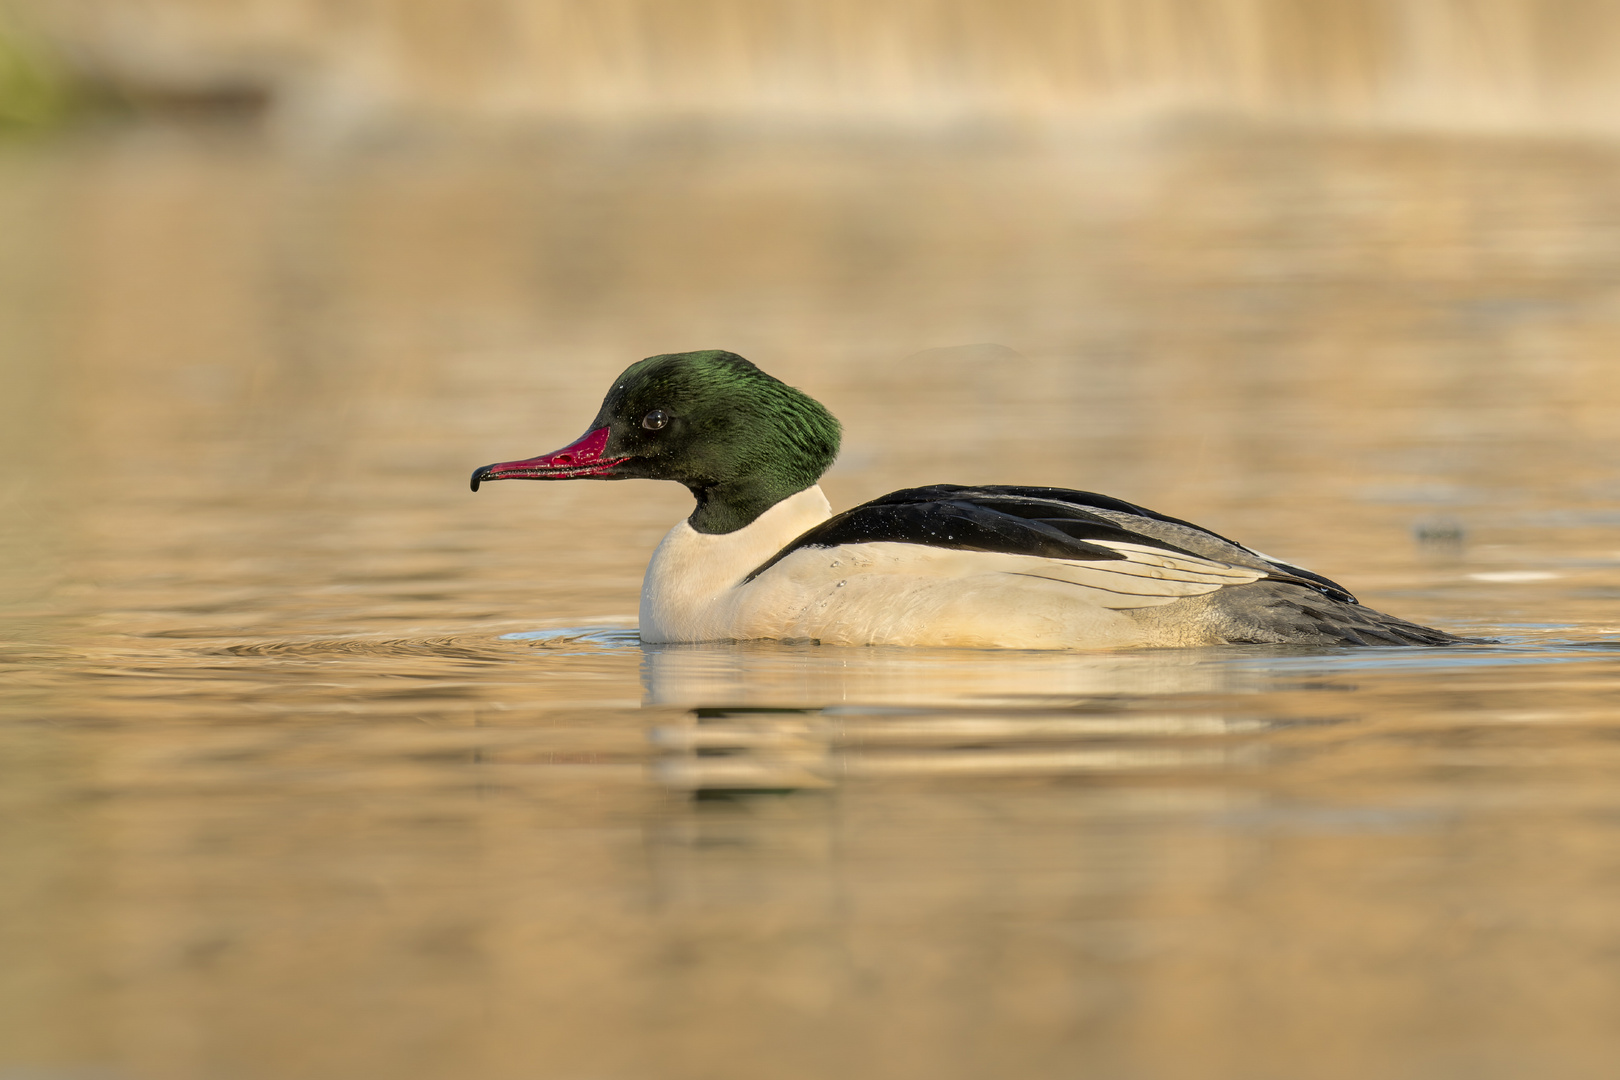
(472, 350, 842, 534)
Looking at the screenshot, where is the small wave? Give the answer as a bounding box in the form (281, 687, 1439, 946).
(206, 625, 641, 660)
(499, 627, 642, 650)
(215, 636, 515, 661)
(1223, 640, 1608, 674)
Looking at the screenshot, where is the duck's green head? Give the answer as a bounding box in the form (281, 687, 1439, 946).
(472, 350, 841, 534)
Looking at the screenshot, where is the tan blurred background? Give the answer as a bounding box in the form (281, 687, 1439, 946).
(6, 0, 1620, 134)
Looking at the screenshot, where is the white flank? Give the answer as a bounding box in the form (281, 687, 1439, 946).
(638, 486, 1271, 649)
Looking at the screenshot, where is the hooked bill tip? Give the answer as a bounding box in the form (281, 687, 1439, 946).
(470, 465, 492, 492)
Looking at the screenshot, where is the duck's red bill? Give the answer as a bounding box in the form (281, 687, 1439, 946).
(470, 427, 628, 490)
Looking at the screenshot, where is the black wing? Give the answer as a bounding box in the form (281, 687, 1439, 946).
(745, 485, 1358, 603)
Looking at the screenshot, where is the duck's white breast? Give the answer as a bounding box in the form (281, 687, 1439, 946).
(638, 485, 834, 643)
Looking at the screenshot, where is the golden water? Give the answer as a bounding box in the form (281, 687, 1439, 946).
(4, 121, 1620, 1079)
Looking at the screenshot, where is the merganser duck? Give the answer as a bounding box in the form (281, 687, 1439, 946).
(472, 350, 1466, 649)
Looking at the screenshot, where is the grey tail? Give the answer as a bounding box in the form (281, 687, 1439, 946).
(1214, 585, 1484, 647)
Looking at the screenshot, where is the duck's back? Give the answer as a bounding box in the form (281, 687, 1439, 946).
(711, 486, 1465, 648)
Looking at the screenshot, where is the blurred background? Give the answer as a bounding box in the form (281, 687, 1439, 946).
(14, 0, 1620, 134)
(5, 4, 1620, 1080)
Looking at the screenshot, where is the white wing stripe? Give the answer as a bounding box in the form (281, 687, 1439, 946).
(1004, 571, 1210, 598)
(1061, 561, 1258, 584)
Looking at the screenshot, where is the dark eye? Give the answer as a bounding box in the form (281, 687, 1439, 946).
(641, 409, 669, 431)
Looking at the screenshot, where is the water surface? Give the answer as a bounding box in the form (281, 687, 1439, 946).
(3, 122, 1620, 1079)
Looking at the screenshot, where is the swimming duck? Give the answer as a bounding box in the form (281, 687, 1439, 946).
(472, 350, 1464, 649)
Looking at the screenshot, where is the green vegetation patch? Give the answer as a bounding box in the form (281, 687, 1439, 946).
(0, 16, 77, 130)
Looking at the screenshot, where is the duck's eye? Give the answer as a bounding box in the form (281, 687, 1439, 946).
(641, 409, 669, 431)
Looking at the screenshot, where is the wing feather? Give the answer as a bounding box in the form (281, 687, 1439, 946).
(745, 484, 1353, 606)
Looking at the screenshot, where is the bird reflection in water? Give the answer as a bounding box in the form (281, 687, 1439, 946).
(642, 642, 1310, 793)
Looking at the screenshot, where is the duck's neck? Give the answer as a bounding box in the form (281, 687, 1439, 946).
(688, 476, 819, 534)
